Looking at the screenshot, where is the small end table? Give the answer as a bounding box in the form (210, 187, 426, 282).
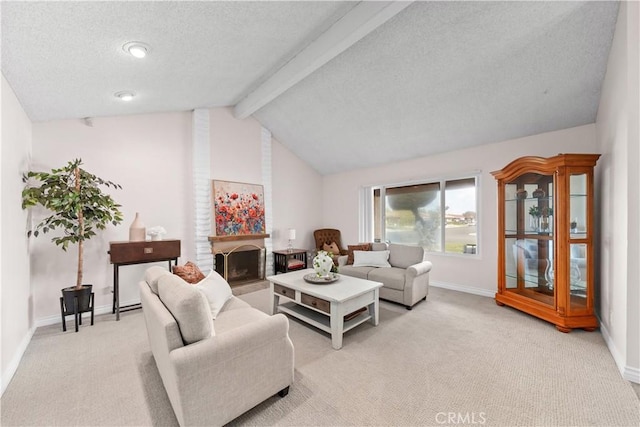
(273, 249, 307, 274)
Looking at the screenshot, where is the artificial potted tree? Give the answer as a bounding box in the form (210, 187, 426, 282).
(22, 159, 123, 328)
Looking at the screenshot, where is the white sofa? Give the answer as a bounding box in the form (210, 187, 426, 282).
(338, 243, 432, 309)
(139, 267, 294, 426)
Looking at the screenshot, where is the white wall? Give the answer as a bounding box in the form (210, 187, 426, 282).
(323, 124, 597, 296)
(27, 107, 324, 323)
(210, 108, 263, 185)
(595, 0, 640, 383)
(271, 136, 324, 252)
(31, 112, 193, 322)
(1, 74, 33, 394)
(208, 108, 324, 266)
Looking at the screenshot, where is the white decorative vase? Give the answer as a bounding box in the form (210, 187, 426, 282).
(129, 212, 146, 242)
(313, 251, 333, 277)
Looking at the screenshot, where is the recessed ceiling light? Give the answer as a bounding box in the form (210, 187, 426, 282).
(114, 91, 135, 101)
(122, 41, 150, 59)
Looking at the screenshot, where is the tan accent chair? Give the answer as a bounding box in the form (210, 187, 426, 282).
(313, 228, 348, 256)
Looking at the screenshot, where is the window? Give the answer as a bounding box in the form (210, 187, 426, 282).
(369, 176, 478, 255)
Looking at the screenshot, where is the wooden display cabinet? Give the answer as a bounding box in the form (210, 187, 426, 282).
(491, 154, 600, 332)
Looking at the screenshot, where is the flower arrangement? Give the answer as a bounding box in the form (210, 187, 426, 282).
(147, 226, 167, 240)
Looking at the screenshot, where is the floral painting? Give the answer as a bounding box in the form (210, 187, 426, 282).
(212, 180, 266, 236)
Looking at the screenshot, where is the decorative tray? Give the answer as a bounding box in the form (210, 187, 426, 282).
(303, 273, 339, 284)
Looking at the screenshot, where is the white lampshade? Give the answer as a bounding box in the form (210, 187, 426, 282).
(288, 229, 296, 240)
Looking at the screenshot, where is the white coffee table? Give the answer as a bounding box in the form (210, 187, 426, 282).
(267, 269, 382, 350)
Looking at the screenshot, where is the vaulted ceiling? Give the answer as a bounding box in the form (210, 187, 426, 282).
(1, 1, 619, 175)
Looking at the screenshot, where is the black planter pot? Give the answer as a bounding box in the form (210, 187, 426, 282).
(62, 285, 93, 313)
(60, 284, 94, 332)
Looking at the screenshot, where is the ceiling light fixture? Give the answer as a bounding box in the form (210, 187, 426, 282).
(114, 91, 135, 101)
(122, 41, 150, 59)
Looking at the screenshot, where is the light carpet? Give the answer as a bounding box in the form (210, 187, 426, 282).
(1, 287, 638, 426)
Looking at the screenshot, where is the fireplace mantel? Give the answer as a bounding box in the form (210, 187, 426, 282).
(208, 234, 270, 243)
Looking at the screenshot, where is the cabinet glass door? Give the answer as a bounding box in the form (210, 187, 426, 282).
(569, 243, 588, 309)
(503, 173, 554, 307)
(569, 173, 589, 311)
(569, 174, 588, 238)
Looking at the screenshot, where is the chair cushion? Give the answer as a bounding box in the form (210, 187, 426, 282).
(368, 267, 406, 291)
(144, 266, 172, 295)
(338, 265, 376, 279)
(347, 243, 372, 265)
(214, 307, 269, 334)
(158, 274, 214, 344)
(219, 296, 252, 312)
(371, 242, 389, 251)
(388, 244, 424, 269)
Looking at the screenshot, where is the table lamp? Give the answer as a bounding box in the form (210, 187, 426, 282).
(288, 228, 296, 252)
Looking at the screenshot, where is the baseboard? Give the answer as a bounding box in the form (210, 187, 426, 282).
(35, 298, 141, 328)
(599, 319, 640, 384)
(430, 280, 495, 298)
(623, 366, 640, 384)
(1, 326, 35, 397)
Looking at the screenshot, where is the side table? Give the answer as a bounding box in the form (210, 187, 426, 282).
(108, 239, 181, 320)
(273, 249, 307, 274)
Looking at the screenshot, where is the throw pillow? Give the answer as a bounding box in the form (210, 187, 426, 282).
(158, 274, 214, 344)
(172, 261, 206, 284)
(347, 243, 372, 265)
(144, 266, 171, 295)
(388, 243, 424, 269)
(352, 250, 391, 268)
(195, 271, 233, 319)
(323, 241, 341, 256)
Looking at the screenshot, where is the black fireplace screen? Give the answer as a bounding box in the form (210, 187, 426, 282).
(215, 247, 264, 285)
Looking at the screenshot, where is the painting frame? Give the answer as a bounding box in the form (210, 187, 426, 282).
(212, 180, 266, 237)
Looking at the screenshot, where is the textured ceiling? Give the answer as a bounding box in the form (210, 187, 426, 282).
(1, 1, 355, 120)
(1, 1, 619, 175)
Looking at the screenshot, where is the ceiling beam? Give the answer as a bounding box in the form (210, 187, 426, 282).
(234, 1, 413, 119)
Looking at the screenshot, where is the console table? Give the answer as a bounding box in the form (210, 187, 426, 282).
(108, 239, 181, 320)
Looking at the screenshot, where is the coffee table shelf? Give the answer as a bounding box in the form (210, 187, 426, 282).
(278, 301, 373, 334)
